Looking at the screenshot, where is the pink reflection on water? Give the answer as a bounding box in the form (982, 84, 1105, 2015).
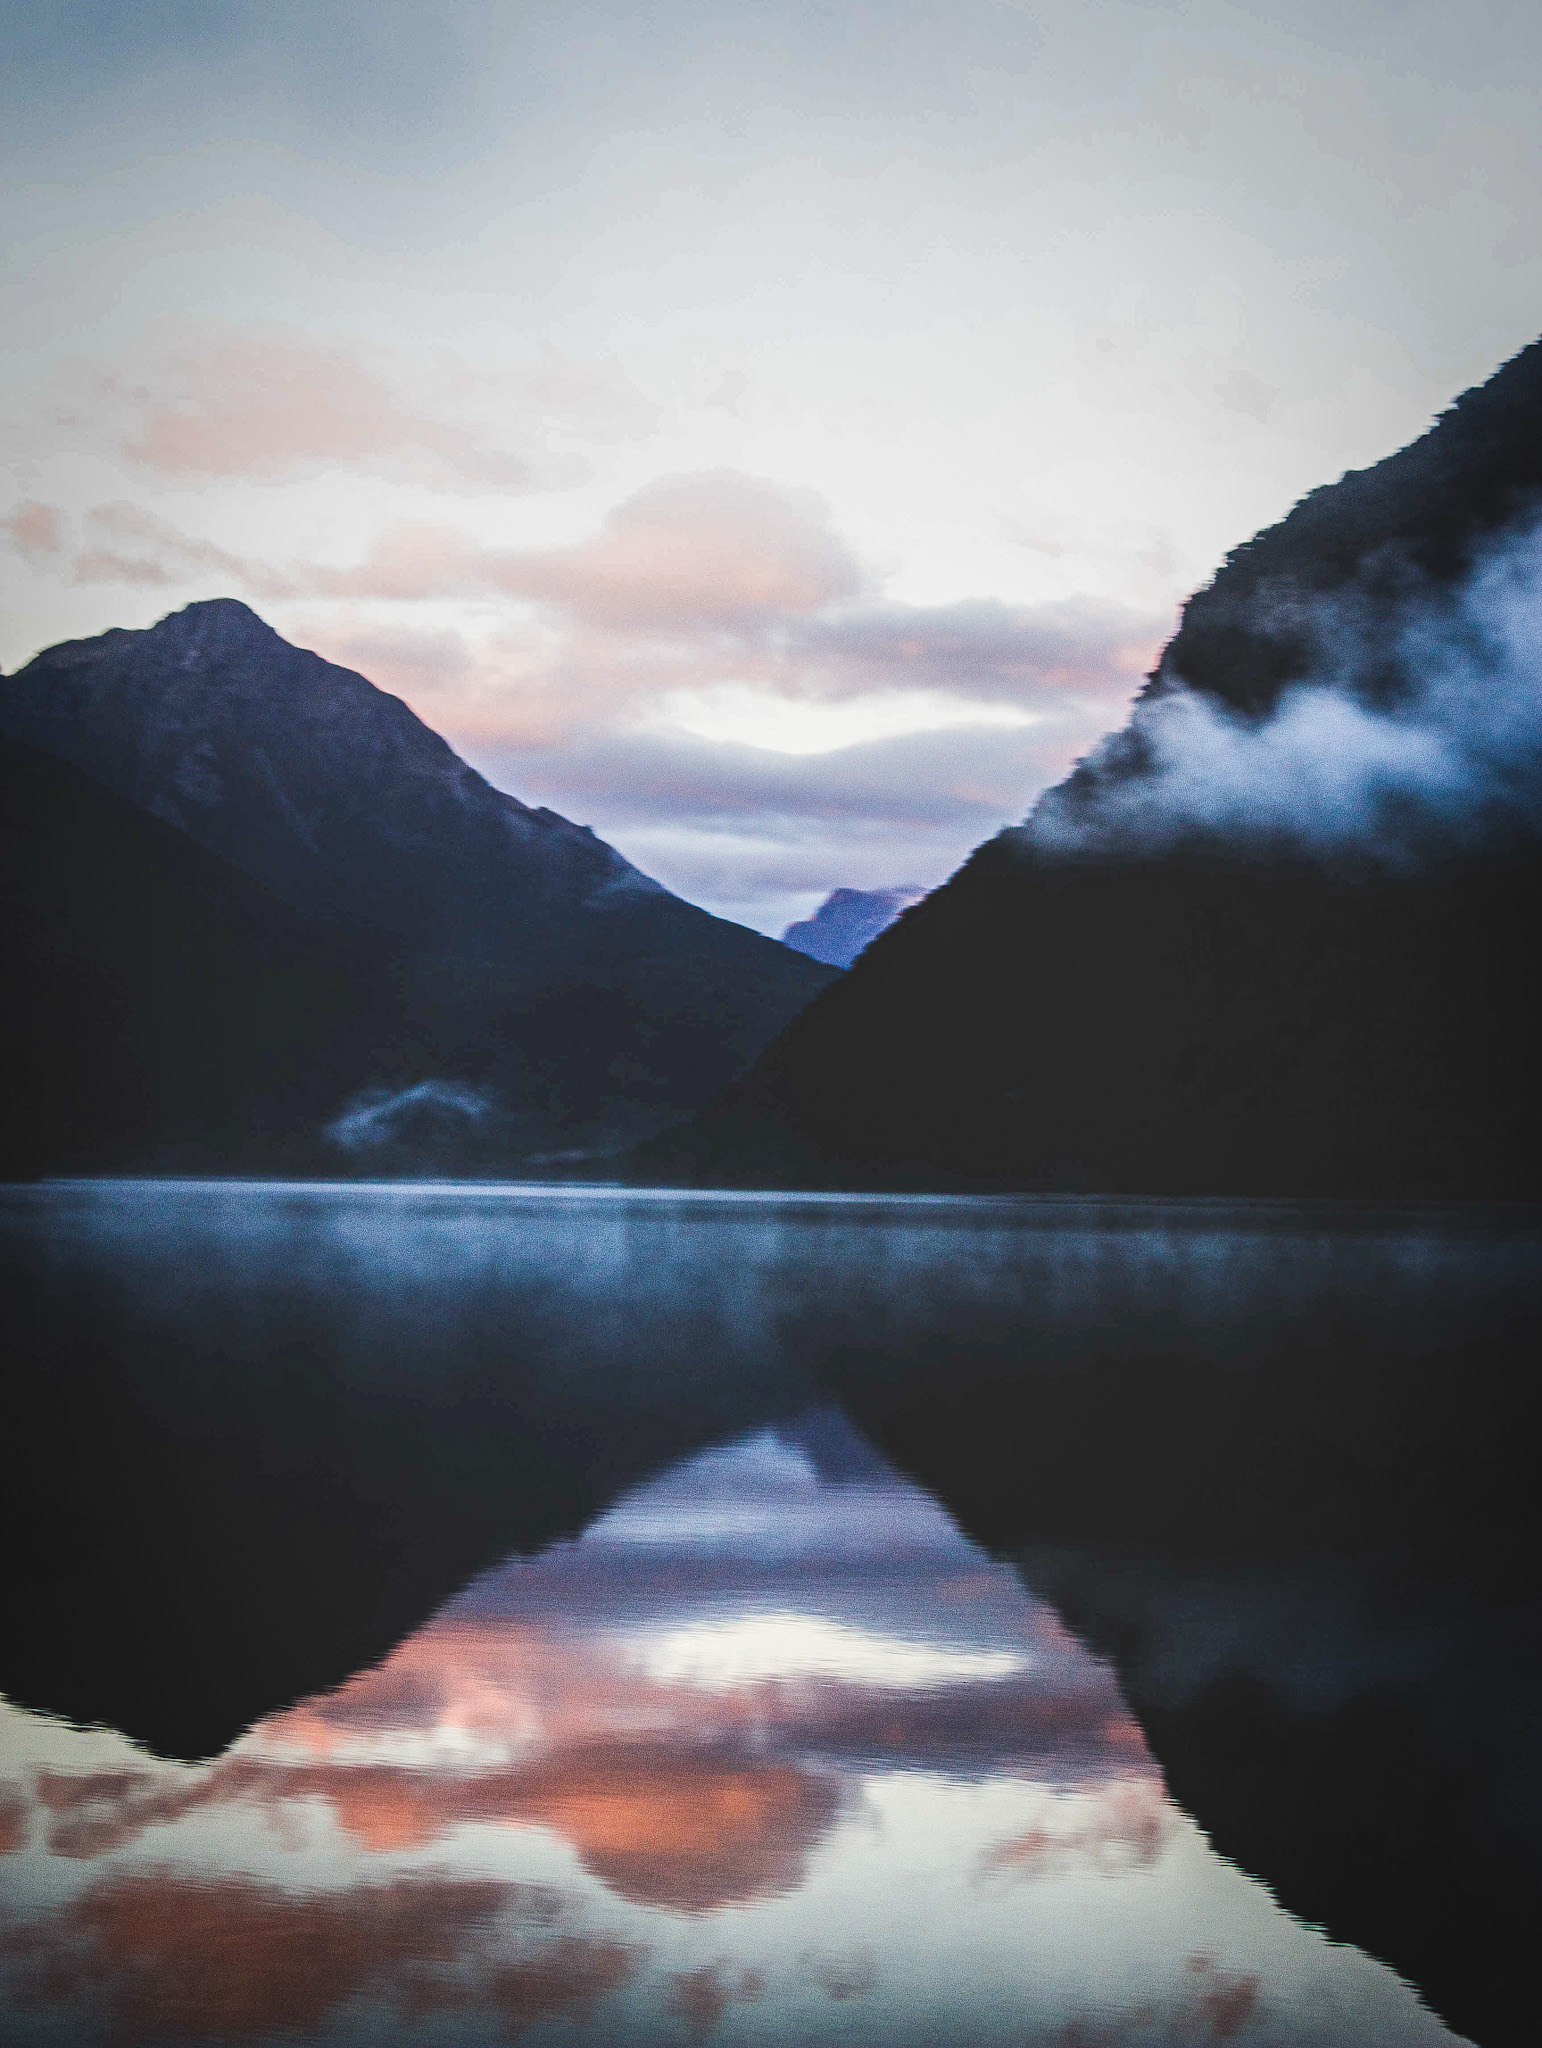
(3, 1418, 1340, 2048)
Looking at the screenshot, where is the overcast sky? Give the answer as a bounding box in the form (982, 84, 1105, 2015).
(3, 0, 1538, 931)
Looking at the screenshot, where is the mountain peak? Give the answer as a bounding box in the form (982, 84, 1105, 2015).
(14, 596, 283, 682)
(1, 606, 835, 1151)
(153, 596, 275, 639)
(782, 886, 927, 969)
(141, 598, 286, 673)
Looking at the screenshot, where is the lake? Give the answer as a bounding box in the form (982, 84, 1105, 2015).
(1, 1181, 1538, 2047)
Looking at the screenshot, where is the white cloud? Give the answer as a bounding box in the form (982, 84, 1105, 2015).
(1028, 522, 1542, 864)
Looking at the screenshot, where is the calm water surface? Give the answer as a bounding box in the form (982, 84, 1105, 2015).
(2, 1182, 1537, 2047)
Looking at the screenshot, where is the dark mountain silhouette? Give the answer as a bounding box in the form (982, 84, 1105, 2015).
(781, 885, 926, 969)
(862, 1427, 1541, 2048)
(1023, 1549, 1539, 2048)
(1, 600, 833, 1170)
(647, 338, 1542, 1196)
(805, 1204, 1542, 2047)
(1146, 332, 1542, 719)
(0, 1186, 811, 1759)
(0, 734, 424, 1177)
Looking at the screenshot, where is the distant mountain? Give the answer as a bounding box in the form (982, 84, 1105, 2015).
(781, 886, 926, 969)
(1, 601, 833, 1170)
(646, 338, 1542, 1197)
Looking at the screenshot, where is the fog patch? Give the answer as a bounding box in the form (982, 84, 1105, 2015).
(324, 1080, 504, 1170)
(1025, 522, 1542, 867)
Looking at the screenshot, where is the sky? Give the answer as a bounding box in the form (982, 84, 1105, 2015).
(2, 0, 1539, 932)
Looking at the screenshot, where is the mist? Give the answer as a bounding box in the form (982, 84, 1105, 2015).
(1024, 519, 1542, 866)
(324, 1080, 502, 1165)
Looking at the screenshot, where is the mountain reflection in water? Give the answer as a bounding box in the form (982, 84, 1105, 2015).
(4, 1180, 1537, 2047)
(1, 1416, 1452, 2047)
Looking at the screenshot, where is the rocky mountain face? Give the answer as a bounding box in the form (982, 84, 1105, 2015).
(1, 601, 833, 1170)
(780, 886, 926, 969)
(647, 338, 1542, 1197)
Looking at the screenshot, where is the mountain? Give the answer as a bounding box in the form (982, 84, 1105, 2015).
(1144, 331, 1542, 719)
(646, 338, 1542, 1196)
(1, 600, 834, 1170)
(781, 886, 926, 969)
(0, 734, 424, 1177)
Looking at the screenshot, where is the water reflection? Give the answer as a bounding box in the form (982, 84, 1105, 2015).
(1, 1416, 1454, 2046)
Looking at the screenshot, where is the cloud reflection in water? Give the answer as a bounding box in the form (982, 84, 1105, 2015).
(0, 1416, 1457, 2045)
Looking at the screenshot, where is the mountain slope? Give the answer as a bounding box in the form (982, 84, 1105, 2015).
(1, 601, 834, 1165)
(1150, 332, 1542, 718)
(0, 735, 421, 1176)
(648, 338, 1542, 1196)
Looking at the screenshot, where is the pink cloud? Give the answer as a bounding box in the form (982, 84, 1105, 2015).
(2, 479, 1163, 923)
(979, 1777, 1176, 1881)
(67, 503, 269, 593)
(12, 485, 1158, 709)
(0, 500, 65, 561)
(37, 470, 856, 634)
(297, 472, 864, 628)
(91, 332, 613, 490)
(0, 1781, 26, 1855)
(505, 472, 864, 628)
(0, 1867, 636, 2046)
(796, 595, 1166, 706)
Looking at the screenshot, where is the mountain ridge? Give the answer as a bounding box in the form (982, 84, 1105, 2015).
(1, 600, 835, 1169)
(6, 600, 665, 969)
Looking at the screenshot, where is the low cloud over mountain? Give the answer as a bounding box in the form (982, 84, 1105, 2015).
(1029, 518, 1542, 867)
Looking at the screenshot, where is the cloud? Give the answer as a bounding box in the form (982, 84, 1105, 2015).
(66, 502, 261, 592)
(323, 1079, 504, 1161)
(28, 470, 864, 625)
(13, 482, 1157, 698)
(9, 483, 1156, 726)
(478, 720, 1088, 834)
(9, 487, 1154, 760)
(504, 472, 865, 629)
(978, 1777, 1176, 1881)
(292, 517, 1156, 693)
(0, 500, 64, 562)
(1026, 520, 1542, 865)
(32, 1740, 846, 1916)
(666, 1959, 766, 2031)
(279, 471, 864, 627)
(493, 1748, 845, 1913)
(58, 330, 651, 489)
(0, 475, 1164, 923)
(0, 1782, 25, 1856)
(0, 1868, 635, 2045)
(789, 595, 1160, 707)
